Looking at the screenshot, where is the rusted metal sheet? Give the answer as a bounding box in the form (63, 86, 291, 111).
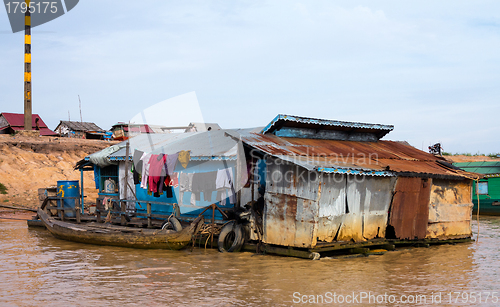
(388, 177, 431, 240)
(263, 193, 296, 247)
(266, 157, 320, 201)
(241, 132, 478, 179)
(361, 176, 396, 239)
(317, 174, 346, 242)
(242, 132, 435, 160)
(427, 179, 473, 239)
(316, 174, 395, 243)
(263, 192, 318, 248)
(337, 213, 364, 242)
(427, 221, 471, 239)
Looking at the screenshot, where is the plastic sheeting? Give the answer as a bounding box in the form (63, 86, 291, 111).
(88, 145, 124, 168)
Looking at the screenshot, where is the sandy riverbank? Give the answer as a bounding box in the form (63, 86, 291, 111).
(0, 134, 117, 209)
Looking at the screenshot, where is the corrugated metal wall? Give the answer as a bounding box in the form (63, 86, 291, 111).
(388, 177, 431, 240)
(317, 175, 395, 243)
(263, 159, 320, 248)
(262, 156, 473, 248)
(263, 157, 396, 248)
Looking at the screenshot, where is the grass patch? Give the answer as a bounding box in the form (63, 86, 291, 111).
(0, 183, 7, 195)
(3, 199, 8, 202)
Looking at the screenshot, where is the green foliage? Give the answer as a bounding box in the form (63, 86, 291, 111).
(0, 183, 7, 195)
(488, 153, 499, 159)
(442, 152, 451, 156)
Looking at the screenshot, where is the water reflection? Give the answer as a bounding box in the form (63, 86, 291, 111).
(0, 217, 499, 306)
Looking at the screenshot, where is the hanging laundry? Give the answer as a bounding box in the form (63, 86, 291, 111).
(140, 152, 152, 190)
(148, 154, 166, 193)
(161, 179, 173, 198)
(216, 187, 236, 205)
(192, 171, 217, 202)
(216, 167, 235, 205)
(179, 172, 193, 204)
(165, 172, 179, 188)
(160, 171, 177, 199)
(132, 150, 144, 185)
(166, 153, 179, 174)
(217, 189, 236, 206)
(178, 150, 191, 168)
(216, 167, 233, 189)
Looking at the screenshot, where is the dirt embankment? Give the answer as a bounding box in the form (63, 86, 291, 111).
(445, 155, 498, 163)
(0, 134, 117, 209)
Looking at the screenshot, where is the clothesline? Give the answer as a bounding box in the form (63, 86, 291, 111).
(130, 149, 236, 205)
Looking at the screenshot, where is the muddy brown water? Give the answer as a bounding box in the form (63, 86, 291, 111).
(0, 217, 499, 306)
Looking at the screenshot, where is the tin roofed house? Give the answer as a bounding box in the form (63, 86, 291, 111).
(54, 120, 107, 139)
(235, 115, 480, 257)
(74, 114, 480, 259)
(454, 161, 500, 215)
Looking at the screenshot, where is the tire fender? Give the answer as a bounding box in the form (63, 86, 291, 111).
(218, 221, 244, 253)
(161, 217, 182, 232)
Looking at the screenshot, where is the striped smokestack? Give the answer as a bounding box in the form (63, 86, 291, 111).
(24, 0, 32, 131)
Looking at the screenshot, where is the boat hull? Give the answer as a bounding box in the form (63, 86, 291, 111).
(473, 199, 500, 216)
(38, 209, 204, 249)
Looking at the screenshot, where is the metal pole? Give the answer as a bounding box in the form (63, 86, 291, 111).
(80, 168, 84, 213)
(24, 0, 32, 131)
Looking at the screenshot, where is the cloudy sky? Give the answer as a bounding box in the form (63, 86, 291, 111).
(1, 1, 499, 154)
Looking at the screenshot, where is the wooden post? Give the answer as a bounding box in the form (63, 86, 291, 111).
(147, 202, 152, 228)
(121, 141, 130, 225)
(76, 204, 81, 223)
(60, 199, 64, 222)
(80, 168, 84, 214)
(211, 204, 215, 247)
(96, 198, 101, 223)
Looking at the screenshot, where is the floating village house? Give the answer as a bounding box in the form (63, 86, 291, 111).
(79, 128, 250, 222)
(78, 114, 479, 254)
(54, 120, 109, 139)
(0, 112, 56, 136)
(454, 161, 500, 215)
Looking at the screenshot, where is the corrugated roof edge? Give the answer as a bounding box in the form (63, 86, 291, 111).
(261, 114, 394, 135)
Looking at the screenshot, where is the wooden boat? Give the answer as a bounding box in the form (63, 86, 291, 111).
(37, 208, 204, 249)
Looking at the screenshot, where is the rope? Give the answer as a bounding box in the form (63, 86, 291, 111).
(198, 223, 225, 249)
(475, 179, 480, 243)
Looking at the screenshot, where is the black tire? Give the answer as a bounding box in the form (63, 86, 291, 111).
(161, 217, 182, 232)
(218, 221, 244, 253)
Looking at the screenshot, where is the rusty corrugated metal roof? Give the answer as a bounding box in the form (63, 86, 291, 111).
(239, 132, 479, 179)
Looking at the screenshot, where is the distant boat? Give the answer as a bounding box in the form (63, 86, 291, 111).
(37, 208, 204, 249)
(454, 161, 500, 216)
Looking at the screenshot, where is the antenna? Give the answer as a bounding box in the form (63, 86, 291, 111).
(68, 110, 70, 121)
(78, 95, 83, 123)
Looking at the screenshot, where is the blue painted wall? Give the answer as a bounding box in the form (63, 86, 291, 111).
(134, 159, 237, 222)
